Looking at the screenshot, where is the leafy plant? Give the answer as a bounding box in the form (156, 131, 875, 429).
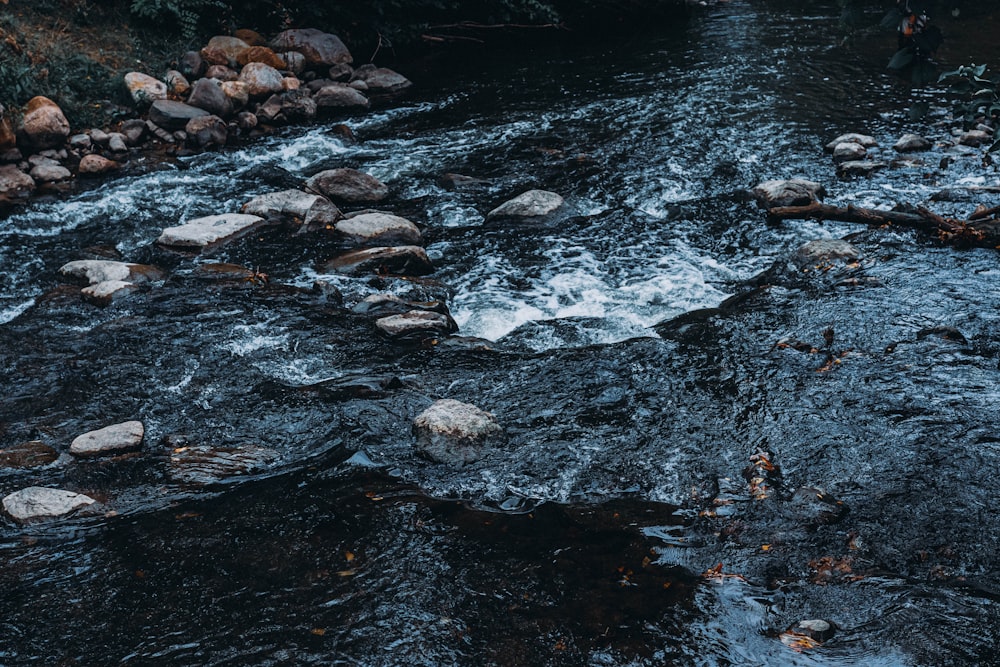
(938, 63, 1000, 152)
(129, 0, 226, 39)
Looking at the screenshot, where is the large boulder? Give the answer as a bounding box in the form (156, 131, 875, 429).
(270, 28, 352, 68)
(70, 420, 145, 457)
(187, 78, 233, 117)
(305, 168, 388, 204)
(157, 213, 265, 248)
(221, 81, 251, 110)
(256, 90, 316, 124)
(17, 96, 70, 150)
(205, 35, 250, 63)
(0, 164, 35, 199)
(335, 211, 421, 246)
(237, 46, 286, 69)
(165, 69, 191, 96)
(2, 487, 96, 523)
(752, 179, 825, 209)
(351, 65, 412, 96)
(486, 189, 564, 220)
(321, 245, 434, 276)
(148, 100, 210, 130)
(185, 115, 228, 148)
(239, 62, 285, 97)
(412, 399, 504, 466)
(314, 84, 369, 110)
(123, 72, 167, 105)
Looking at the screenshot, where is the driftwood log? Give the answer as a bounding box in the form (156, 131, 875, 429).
(766, 202, 1000, 249)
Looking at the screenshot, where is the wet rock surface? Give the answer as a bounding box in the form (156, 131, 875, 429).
(70, 420, 145, 457)
(413, 399, 505, 465)
(2, 487, 96, 523)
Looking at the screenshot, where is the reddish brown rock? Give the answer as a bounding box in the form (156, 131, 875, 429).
(17, 96, 70, 150)
(78, 154, 121, 176)
(205, 35, 250, 62)
(237, 46, 286, 70)
(234, 28, 267, 46)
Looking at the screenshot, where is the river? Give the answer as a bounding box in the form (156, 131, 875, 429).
(2, 1, 1000, 665)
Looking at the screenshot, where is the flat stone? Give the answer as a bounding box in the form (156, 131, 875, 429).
(0, 441, 59, 468)
(335, 211, 421, 246)
(2, 487, 96, 523)
(242, 189, 330, 219)
(148, 100, 211, 131)
(270, 28, 352, 67)
(77, 154, 121, 176)
(157, 213, 265, 248)
(487, 189, 564, 220)
(836, 160, 886, 177)
(306, 168, 388, 204)
(412, 399, 504, 466)
(792, 239, 860, 270)
(752, 179, 825, 209)
(376, 310, 455, 339)
(169, 443, 280, 485)
(959, 129, 991, 147)
(70, 420, 144, 457)
(824, 133, 877, 151)
(353, 293, 450, 317)
(29, 164, 71, 183)
(894, 133, 932, 152)
(60, 260, 163, 284)
(314, 84, 369, 110)
(832, 141, 867, 162)
(123, 72, 167, 105)
(82, 280, 139, 304)
(321, 245, 434, 276)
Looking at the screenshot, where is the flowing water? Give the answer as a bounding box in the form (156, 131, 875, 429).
(3, 1, 1000, 665)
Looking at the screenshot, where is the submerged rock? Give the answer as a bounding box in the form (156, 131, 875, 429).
(157, 213, 265, 248)
(70, 420, 145, 458)
(335, 211, 421, 246)
(321, 245, 434, 276)
(412, 399, 505, 466)
(2, 487, 96, 523)
(376, 310, 456, 339)
(169, 444, 280, 485)
(81, 280, 139, 304)
(0, 441, 59, 468)
(306, 168, 388, 204)
(752, 179, 825, 208)
(791, 239, 860, 270)
(831, 141, 867, 162)
(487, 189, 564, 220)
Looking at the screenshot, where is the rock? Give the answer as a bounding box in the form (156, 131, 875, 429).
(321, 245, 434, 276)
(17, 96, 70, 151)
(831, 141, 866, 162)
(0, 104, 16, 151)
(239, 62, 285, 97)
(242, 189, 332, 219)
(146, 121, 175, 143)
(185, 115, 228, 148)
(256, 90, 317, 124)
(29, 164, 71, 183)
(205, 65, 239, 81)
(187, 78, 233, 117)
(0, 441, 59, 468)
(148, 100, 211, 130)
(123, 71, 167, 105)
(2, 487, 96, 523)
(107, 133, 128, 154)
(351, 66, 412, 96)
(328, 63, 353, 82)
(0, 164, 35, 199)
(353, 293, 451, 317)
(120, 119, 147, 146)
(335, 211, 421, 246)
(376, 310, 456, 340)
(283, 51, 306, 74)
(205, 35, 250, 63)
(200, 46, 232, 68)
(27, 155, 57, 168)
(82, 280, 139, 304)
(440, 173, 491, 190)
(233, 28, 267, 46)
(221, 81, 250, 109)
(306, 168, 388, 204)
(824, 133, 877, 152)
(781, 619, 836, 644)
(0, 148, 20, 163)
(165, 69, 191, 96)
(179, 50, 206, 79)
(281, 77, 300, 92)
(60, 260, 135, 284)
(791, 239, 860, 270)
(169, 444, 280, 484)
(270, 28, 352, 68)
(348, 80, 368, 92)
(314, 84, 369, 110)
(752, 179, 825, 209)
(78, 154, 121, 176)
(894, 133, 932, 152)
(90, 128, 110, 144)
(412, 399, 504, 466)
(237, 45, 286, 69)
(836, 160, 886, 177)
(487, 189, 564, 220)
(235, 111, 257, 131)
(959, 129, 991, 147)
(70, 420, 144, 457)
(157, 213, 265, 248)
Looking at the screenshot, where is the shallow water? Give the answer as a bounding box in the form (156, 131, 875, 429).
(3, 1, 1000, 665)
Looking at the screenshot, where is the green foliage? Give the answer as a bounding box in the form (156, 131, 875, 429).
(129, 0, 226, 39)
(938, 63, 1000, 151)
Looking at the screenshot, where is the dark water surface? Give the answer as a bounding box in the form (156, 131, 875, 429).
(3, 1, 1000, 665)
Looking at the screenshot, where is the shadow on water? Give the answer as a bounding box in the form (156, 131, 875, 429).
(3, 0, 1000, 665)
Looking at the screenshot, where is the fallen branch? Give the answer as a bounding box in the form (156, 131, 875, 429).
(766, 201, 1000, 248)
